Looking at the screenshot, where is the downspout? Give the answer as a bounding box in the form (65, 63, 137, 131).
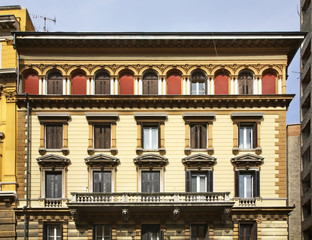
(24, 93, 30, 240)
(13, 33, 21, 94)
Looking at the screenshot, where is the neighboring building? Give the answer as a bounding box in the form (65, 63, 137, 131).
(0, 5, 34, 240)
(301, 0, 312, 239)
(287, 124, 302, 240)
(13, 32, 303, 240)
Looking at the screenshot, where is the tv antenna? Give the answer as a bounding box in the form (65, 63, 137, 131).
(31, 14, 56, 31)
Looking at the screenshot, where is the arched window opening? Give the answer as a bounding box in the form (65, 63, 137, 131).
(95, 71, 110, 95)
(214, 70, 229, 95)
(191, 70, 206, 95)
(71, 70, 86, 95)
(167, 70, 182, 95)
(143, 71, 158, 95)
(47, 71, 63, 95)
(23, 69, 39, 94)
(238, 71, 253, 95)
(262, 70, 276, 94)
(119, 70, 134, 95)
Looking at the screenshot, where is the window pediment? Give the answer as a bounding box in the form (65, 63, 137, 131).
(36, 154, 70, 168)
(133, 154, 168, 168)
(231, 153, 264, 168)
(182, 153, 216, 169)
(85, 154, 120, 168)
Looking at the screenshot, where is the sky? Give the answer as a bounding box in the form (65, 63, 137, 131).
(2, 0, 301, 124)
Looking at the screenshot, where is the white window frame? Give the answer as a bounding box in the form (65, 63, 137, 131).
(191, 172, 207, 193)
(89, 168, 114, 193)
(239, 125, 253, 149)
(239, 172, 254, 198)
(138, 168, 164, 192)
(46, 224, 62, 240)
(191, 81, 205, 95)
(142, 125, 159, 150)
(42, 168, 65, 199)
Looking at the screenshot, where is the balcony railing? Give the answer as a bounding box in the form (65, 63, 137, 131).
(70, 192, 231, 204)
(44, 198, 63, 207)
(238, 198, 256, 207)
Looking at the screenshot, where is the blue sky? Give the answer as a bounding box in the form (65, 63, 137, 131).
(3, 0, 301, 123)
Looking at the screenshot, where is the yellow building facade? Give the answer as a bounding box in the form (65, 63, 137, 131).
(13, 32, 303, 239)
(0, 5, 34, 240)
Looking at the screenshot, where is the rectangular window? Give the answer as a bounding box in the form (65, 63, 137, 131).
(186, 171, 213, 192)
(141, 171, 160, 193)
(239, 123, 256, 149)
(141, 224, 160, 240)
(94, 225, 111, 240)
(190, 124, 207, 149)
(142, 125, 159, 150)
(191, 225, 209, 240)
(93, 171, 111, 193)
(45, 124, 63, 149)
(239, 223, 257, 240)
(191, 82, 205, 95)
(235, 171, 260, 198)
(45, 171, 62, 198)
(94, 124, 111, 149)
(43, 223, 62, 240)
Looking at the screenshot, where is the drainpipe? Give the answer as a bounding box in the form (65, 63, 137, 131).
(13, 33, 21, 94)
(24, 93, 30, 240)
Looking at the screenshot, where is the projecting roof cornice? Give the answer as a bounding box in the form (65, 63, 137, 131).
(16, 94, 294, 109)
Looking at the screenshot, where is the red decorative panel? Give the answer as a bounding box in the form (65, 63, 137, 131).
(119, 73, 134, 95)
(167, 73, 181, 94)
(72, 73, 86, 95)
(214, 74, 228, 94)
(262, 73, 276, 94)
(24, 72, 39, 94)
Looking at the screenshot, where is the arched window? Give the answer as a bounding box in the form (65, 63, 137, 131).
(214, 70, 229, 95)
(23, 69, 39, 94)
(238, 71, 253, 95)
(262, 70, 276, 94)
(47, 71, 63, 94)
(71, 70, 86, 95)
(143, 71, 158, 95)
(167, 70, 181, 95)
(95, 71, 110, 95)
(119, 70, 134, 95)
(191, 70, 206, 95)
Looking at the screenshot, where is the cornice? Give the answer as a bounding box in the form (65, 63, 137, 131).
(16, 94, 294, 110)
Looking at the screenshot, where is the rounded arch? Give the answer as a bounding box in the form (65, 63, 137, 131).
(116, 68, 136, 77)
(142, 69, 159, 95)
(22, 68, 39, 94)
(91, 67, 113, 76)
(211, 67, 233, 76)
(21, 66, 40, 76)
(166, 69, 182, 95)
(142, 69, 159, 78)
(138, 66, 161, 76)
(119, 69, 135, 95)
(235, 66, 257, 76)
(71, 69, 87, 95)
(190, 69, 207, 95)
(67, 66, 89, 76)
(261, 68, 278, 94)
(260, 67, 280, 76)
(94, 70, 111, 95)
(94, 69, 110, 79)
(163, 66, 185, 76)
(238, 70, 254, 95)
(46, 69, 63, 95)
(43, 66, 66, 76)
(186, 66, 208, 76)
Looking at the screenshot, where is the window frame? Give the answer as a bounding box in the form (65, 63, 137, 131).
(190, 123, 207, 150)
(239, 222, 257, 240)
(142, 123, 160, 150)
(235, 169, 260, 198)
(141, 224, 163, 240)
(46, 71, 64, 95)
(190, 70, 207, 95)
(190, 224, 209, 240)
(90, 168, 114, 193)
(93, 124, 112, 150)
(43, 222, 63, 240)
(139, 168, 163, 193)
(94, 71, 111, 95)
(186, 170, 213, 193)
(42, 168, 66, 199)
(238, 122, 257, 150)
(142, 71, 159, 95)
(238, 71, 254, 95)
(45, 123, 63, 150)
(93, 224, 112, 240)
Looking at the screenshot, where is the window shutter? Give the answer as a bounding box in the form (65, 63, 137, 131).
(93, 172, 101, 192)
(185, 171, 192, 192)
(190, 125, 196, 149)
(55, 172, 62, 198)
(207, 171, 213, 192)
(252, 123, 257, 148)
(200, 125, 207, 149)
(103, 172, 112, 193)
(160, 230, 164, 240)
(237, 122, 241, 147)
(252, 223, 257, 240)
(56, 125, 63, 149)
(238, 77, 243, 94)
(60, 223, 63, 240)
(151, 171, 160, 193)
(254, 171, 260, 197)
(235, 171, 239, 197)
(247, 75, 253, 94)
(104, 125, 111, 149)
(141, 172, 149, 193)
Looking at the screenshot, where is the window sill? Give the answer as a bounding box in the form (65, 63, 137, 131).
(136, 148, 166, 155)
(87, 148, 118, 156)
(39, 148, 69, 155)
(232, 147, 262, 155)
(184, 148, 214, 155)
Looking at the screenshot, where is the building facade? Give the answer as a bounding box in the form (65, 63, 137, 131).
(13, 32, 303, 240)
(0, 6, 34, 240)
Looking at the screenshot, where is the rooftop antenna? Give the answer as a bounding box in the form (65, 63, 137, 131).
(31, 14, 56, 31)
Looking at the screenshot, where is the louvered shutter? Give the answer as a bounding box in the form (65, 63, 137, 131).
(247, 75, 253, 94)
(103, 172, 112, 193)
(95, 73, 110, 94)
(200, 124, 207, 149)
(235, 171, 239, 197)
(207, 171, 213, 192)
(55, 172, 62, 198)
(104, 125, 111, 149)
(190, 125, 196, 148)
(254, 171, 260, 197)
(56, 125, 62, 149)
(185, 171, 192, 192)
(252, 123, 257, 148)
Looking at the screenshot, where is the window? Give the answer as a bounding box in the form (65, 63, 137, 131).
(71, 70, 87, 95)
(95, 72, 110, 95)
(141, 171, 160, 193)
(143, 71, 158, 95)
(94, 124, 111, 149)
(143, 125, 159, 150)
(186, 171, 213, 192)
(93, 171, 111, 193)
(238, 71, 253, 95)
(45, 171, 62, 198)
(235, 171, 260, 198)
(191, 225, 209, 240)
(141, 224, 162, 240)
(239, 223, 257, 240)
(47, 71, 63, 95)
(190, 124, 207, 149)
(94, 225, 111, 240)
(191, 70, 206, 95)
(45, 124, 63, 149)
(239, 123, 257, 149)
(43, 223, 62, 240)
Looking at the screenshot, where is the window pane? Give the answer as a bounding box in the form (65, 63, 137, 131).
(143, 127, 150, 149)
(246, 174, 253, 198)
(93, 172, 111, 193)
(200, 176, 206, 192)
(191, 176, 197, 192)
(46, 172, 62, 198)
(239, 172, 254, 198)
(198, 82, 205, 94)
(151, 128, 158, 149)
(143, 126, 158, 149)
(239, 174, 244, 198)
(142, 171, 160, 193)
(246, 127, 252, 149)
(239, 125, 253, 149)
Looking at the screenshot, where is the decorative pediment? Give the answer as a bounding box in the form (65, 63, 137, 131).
(231, 153, 264, 168)
(36, 154, 70, 169)
(85, 154, 120, 169)
(133, 154, 168, 169)
(182, 153, 217, 169)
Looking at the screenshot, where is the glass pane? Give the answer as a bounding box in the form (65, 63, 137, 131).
(239, 174, 244, 197)
(199, 176, 206, 192)
(151, 127, 158, 149)
(191, 176, 197, 192)
(191, 82, 197, 95)
(198, 82, 205, 94)
(143, 127, 150, 149)
(246, 174, 253, 198)
(246, 127, 252, 149)
(239, 127, 245, 148)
